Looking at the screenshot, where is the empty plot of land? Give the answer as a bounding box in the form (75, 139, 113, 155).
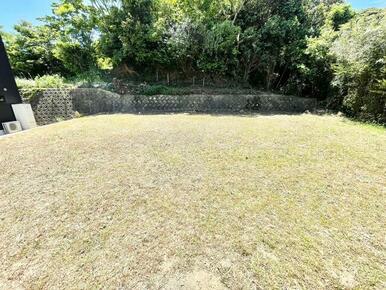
(0, 114, 385, 289)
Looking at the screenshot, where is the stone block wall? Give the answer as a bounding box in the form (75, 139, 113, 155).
(20, 88, 74, 125)
(21, 88, 317, 125)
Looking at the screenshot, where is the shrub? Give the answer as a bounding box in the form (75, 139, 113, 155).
(15, 78, 36, 89)
(69, 69, 108, 88)
(34, 74, 66, 88)
(17, 75, 72, 102)
(17, 74, 69, 89)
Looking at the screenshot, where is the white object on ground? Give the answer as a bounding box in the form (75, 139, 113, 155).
(0, 130, 4, 136)
(2, 121, 22, 134)
(12, 103, 37, 130)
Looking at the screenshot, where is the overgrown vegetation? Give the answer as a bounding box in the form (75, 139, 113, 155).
(16, 75, 69, 89)
(1, 0, 385, 122)
(15, 75, 73, 103)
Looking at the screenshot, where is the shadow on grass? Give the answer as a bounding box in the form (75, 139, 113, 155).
(106, 109, 330, 118)
(94, 110, 316, 117)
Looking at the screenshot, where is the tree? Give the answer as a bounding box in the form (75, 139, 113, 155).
(5, 0, 385, 124)
(43, 0, 100, 75)
(198, 20, 241, 77)
(4, 21, 64, 77)
(236, 0, 308, 90)
(96, 0, 160, 69)
(298, 3, 355, 99)
(331, 9, 386, 122)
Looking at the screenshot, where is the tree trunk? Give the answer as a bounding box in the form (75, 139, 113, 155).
(266, 62, 275, 91)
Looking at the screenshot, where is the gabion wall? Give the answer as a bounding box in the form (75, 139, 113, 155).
(21, 88, 317, 125)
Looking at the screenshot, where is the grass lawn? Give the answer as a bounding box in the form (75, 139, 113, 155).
(0, 114, 385, 289)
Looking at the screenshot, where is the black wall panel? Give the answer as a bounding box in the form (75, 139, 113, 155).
(0, 35, 22, 124)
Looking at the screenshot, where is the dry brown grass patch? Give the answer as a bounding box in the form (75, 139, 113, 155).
(0, 114, 385, 289)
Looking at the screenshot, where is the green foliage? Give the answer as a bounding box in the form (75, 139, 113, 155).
(371, 79, 386, 96)
(326, 3, 355, 31)
(4, 0, 101, 78)
(5, 0, 344, 90)
(164, 19, 202, 73)
(44, 0, 99, 75)
(5, 22, 64, 77)
(15, 78, 36, 90)
(69, 69, 106, 87)
(331, 9, 386, 123)
(299, 3, 355, 99)
(34, 75, 67, 88)
(3, 0, 386, 122)
(53, 41, 95, 74)
(198, 20, 241, 76)
(17, 75, 71, 103)
(254, 0, 308, 91)
(17, 75, 68, 89)
(97, 0, 159, 66)
(302, 0, 344, 36)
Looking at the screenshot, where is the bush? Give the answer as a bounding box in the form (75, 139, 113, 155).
(16, 75, 72, 102)
(34, 74, 67, 88)
(15, 78, 36, 89)
(17, 74, 70, 89)
(68, 69, 109, 88)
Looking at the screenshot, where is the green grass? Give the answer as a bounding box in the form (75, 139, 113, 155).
(0, 114, 385, 289)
